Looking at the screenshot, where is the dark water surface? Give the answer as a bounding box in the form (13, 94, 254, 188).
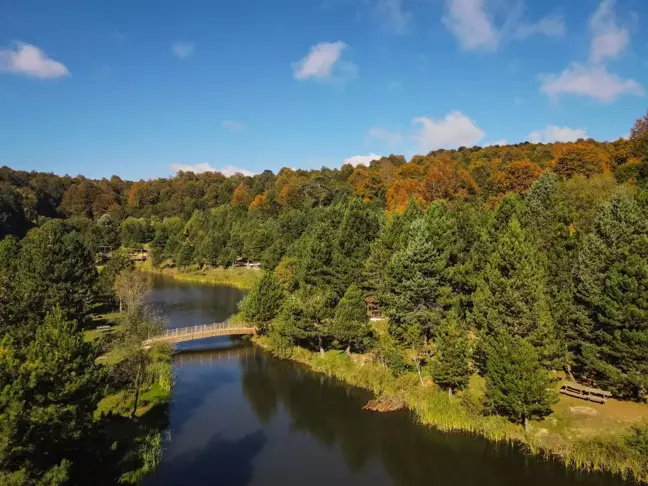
(145, 277, 625, 486)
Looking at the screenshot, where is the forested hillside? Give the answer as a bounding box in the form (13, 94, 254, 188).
(2, 113, 648, 409)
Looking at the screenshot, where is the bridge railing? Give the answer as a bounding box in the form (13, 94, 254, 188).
(146, 320, 253, 342)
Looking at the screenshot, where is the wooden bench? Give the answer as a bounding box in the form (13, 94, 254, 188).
(560, 382, 611, 404)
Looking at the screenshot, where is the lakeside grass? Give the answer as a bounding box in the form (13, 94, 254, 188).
(253, 336, 648, 483)
(136, 260, 261, 290)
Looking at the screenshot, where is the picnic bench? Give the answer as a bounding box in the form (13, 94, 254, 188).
(560, 382, 612, 404)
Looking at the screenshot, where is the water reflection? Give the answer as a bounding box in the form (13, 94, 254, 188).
(147, 344, 624, 486)
(148, 274, 247, 329)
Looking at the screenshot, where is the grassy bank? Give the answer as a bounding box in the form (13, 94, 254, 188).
(85, 314, 173, 484)
(253, 336, 648, 483)
(137, 260, 261, 290)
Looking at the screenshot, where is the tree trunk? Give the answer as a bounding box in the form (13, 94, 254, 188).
(448, 387, 453, 400)
(318, 336, 324, 356)
(131, 363, 142, 419)
(565, 363, 576, 382)
(524, 416, 530, 433)
(416, 361, 423, 386)
(119, 298, 123, 314)
(346, 345, 351, 357)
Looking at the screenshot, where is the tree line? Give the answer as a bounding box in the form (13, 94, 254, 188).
(1, 111, 648, 479)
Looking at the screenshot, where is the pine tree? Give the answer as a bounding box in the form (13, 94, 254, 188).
(385, 202, 459, 342)
(472, 216, 563, 370)
(15, 220, 98, 341)
(330, 284, 370, 354)
(0, 308, 102, 484)
(239, 271, 284, 330)
(572, 192, 648, 398)
(485, 330, 556, 430)
(430, 310, 471, 398)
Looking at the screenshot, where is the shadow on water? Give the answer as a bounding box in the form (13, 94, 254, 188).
(147, 344, 625, 486)
(145, 278, 624, 486)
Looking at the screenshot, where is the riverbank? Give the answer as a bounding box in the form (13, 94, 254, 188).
(85, 314, 173, 484)
(137, 261, 261, 290)
(253, 336, 648, 483)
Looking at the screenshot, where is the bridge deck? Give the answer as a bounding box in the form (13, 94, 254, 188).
(143, 322, 256, 346)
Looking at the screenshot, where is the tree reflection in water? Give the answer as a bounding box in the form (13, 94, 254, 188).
(150, 344, 624, 486)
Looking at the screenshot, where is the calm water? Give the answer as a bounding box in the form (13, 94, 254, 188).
(145, 277, 624, 486)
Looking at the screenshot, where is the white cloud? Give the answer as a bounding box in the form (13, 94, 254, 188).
(170, 41, 195, 59)
(540, 62, 643, 103)
(443, 0, 499, 51)
(292, 41, 357, 83)
(0, 42, 69, 79)
(528, 125, 587, 143)
(221, 120, 246, 131)
(412, 111, 485, 152)
(511, 14, 565, 40)
(442, 0, 563, 51)
(367, 127, 403, 145)
(169, 163, 255, 177)
(589, 0, 629, 63)
(372, 0, 411, 34)
(343, 153, 381, 167)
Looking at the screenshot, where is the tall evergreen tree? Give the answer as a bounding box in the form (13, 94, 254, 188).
(430, 310, 472, 398)
(239, 271, 284, 330)
(0, 308, 102, 484)
(485, 330, 556, 430)
(14, 220, 98, 342)
(384, 202, 459, 343)
(572, 192, 648, 398)
(472, 216, 563, 370)
(330, 284, 370, 354)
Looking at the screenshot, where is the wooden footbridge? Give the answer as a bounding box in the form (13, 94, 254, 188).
(143, 321, 256, 347)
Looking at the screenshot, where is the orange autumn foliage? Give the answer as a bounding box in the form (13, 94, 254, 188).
(248, 194, 266, 211)
(231, 183, 252, 208)
(421, 160, 479, 202)
(386, 179, 424, 213)
(552, 143, 611, 179)
(492, 160, 543, 194)
(349, 167, 384, 201)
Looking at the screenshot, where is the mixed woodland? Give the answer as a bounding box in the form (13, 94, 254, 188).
(2, 112, 648, 482)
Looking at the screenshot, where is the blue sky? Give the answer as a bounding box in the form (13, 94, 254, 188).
(0, 0, 647, 180)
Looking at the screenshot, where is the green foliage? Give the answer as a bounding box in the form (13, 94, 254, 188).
(329, 284, 371, 352)
(430, 311, 471, 394)
(11, 220, 99, 342)
(572, 192, 648, 398)
(385, 202, 459, 343)
(472, 216, 563, 370)
(239, 271, 284, 328)
(0, 309, 102, 484)
(485, 330, 556, 426)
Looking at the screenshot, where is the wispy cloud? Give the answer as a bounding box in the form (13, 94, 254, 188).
(221, 120, 246, 132)
(371, 0, 411, 34)
(413, 111, 485, 152)
(540, 63, 642, 104)
(0, 42, 69, 79)
(292, 41, 357, 83)
(589, 0, 629, 63)
(367, 127, 403, 146)
(528, 125, 587, 143)
(442, 0, 564, 52)
(443, 0, 499, 51)
(169, 163, 255, 177)
(539, 1, 640, 104)
(343, 153, 382, 167)
(170, 41, 195, 59)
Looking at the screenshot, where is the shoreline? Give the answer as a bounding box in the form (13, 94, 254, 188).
(252, 336, 648, 484)
(136, 263, 261, 290)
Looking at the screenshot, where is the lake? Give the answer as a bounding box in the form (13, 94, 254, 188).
(144, 276, 624, 486)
